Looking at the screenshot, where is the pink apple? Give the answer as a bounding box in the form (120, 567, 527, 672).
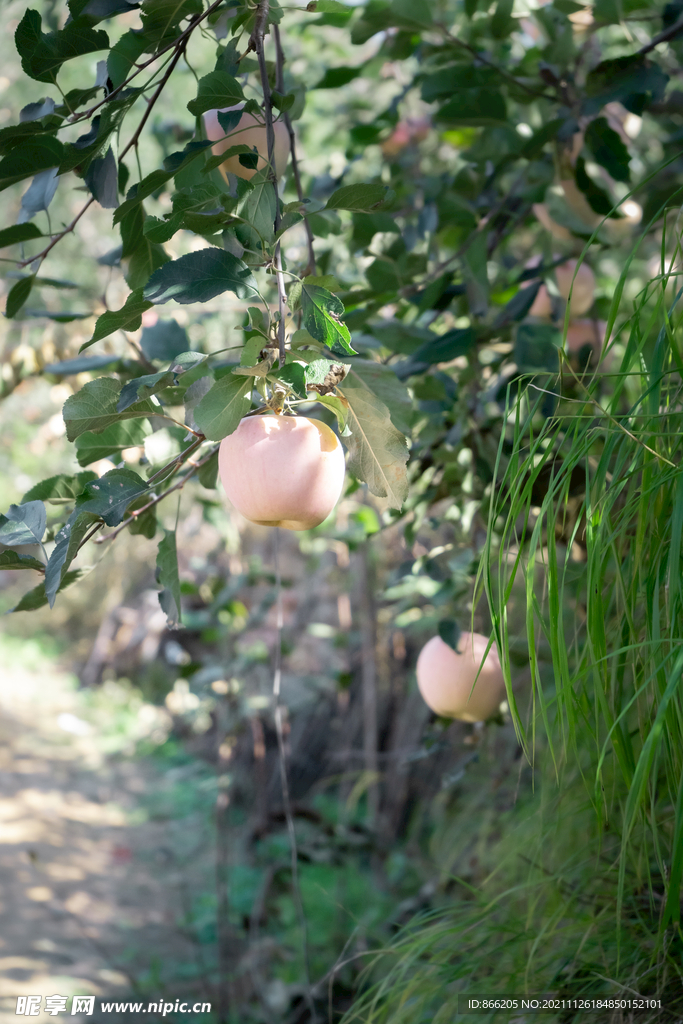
(218, 415, 346, 530)
(203, 108, 289, 181)
(416, 633, 505, 722)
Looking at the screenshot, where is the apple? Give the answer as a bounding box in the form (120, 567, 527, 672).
(218, 414, 346, 530)
(555, 258, 595, 316)
(203, 108, 289, 181)
(416, 632, 505, 723)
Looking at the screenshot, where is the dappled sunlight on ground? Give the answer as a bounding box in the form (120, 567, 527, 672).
(0, 636, 203, 1023)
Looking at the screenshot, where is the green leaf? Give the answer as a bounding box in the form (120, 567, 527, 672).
(127, 495, 156, 538)
(45, 509, 99, 607)
(325, 183, 396, 212)
(493, 284, 542, 329)
(15, 9, 109, 85)
(117, 370, 175, 412)
(463, 231, 489, 316)
(75, 468, 148, 525)
(271, 90, 295, 113)
(197, 450, 219, 489)
(438, 619, 462, 652)
(186, 70, 244, 116)
(0, 223, 43, 247)
(156, 529, 181, 626)
(273, 362, 308, 399)
(316, 393, 350, 434)
(62, 377, 154, 441)
(584, 116, 631, 183)
(575, 156, 613, 216)
(44, 354, 123, 375)
(85, 146, 118, 208)
(490, 0, 514, 37)
(108, 29, 147, 89)
(421, 65, 508, 103)
(304, 358, 351, 393)
(436, 92, 507, 126)
(83, 289, 154, 350)
(11, 570, 84, 613)
(115, 173, 172, 226)
(337, 387, 409, 508)
(140, 0, 202, 36)
(22, 472, 97, 504)
(124, 239, 171, 291)
(369, 320, 435, 354)
(315, 66, 362, 89)
(193, 374, 252, 441)
(236, 170, 276, 243)
(25, 310, 91, 323)
(75, 419, 151, 466)
(0, 550, 44, 571)
(144, 249, 258, 305)
(311, 0, 353, 11)
(365, 258, 401, 294)
(0, 501, 46, 547)
(514, 322, 561, 372)
(344, 359, 413, 435)
(5, 276, 35, 319)
(140, 319, 190, 361)
(301, 281, 356, 355)
(584, 55, 668, 116)
(402, 327, 475, 372)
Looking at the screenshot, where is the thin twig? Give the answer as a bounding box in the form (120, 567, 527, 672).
(80, 521, 104, 548)
(146, 435, 206, 484)
(90, 443, 219, 546)
(119, 41, 188, 163)
(436, 23, 554, 100)
(273, 24, 316, 276)
(72, 0, 225, 125)
(18, 198, 94, 269)
(272, 530, 317, 1022)
(637, 15, 683, 54)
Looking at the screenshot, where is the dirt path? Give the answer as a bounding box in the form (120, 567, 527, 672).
(0, 639, 208, 1023)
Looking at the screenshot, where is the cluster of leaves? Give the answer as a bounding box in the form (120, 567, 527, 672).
(0, 0, 413, 614)
(2, 0, 683, 980)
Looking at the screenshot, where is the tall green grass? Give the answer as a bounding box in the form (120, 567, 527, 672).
(343, 231, 683, 1021)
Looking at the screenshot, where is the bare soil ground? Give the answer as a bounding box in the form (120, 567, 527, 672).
(0, 649, 206, 1023)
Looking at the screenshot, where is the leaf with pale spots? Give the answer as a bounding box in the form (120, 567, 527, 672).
(337, 386, 409, 508)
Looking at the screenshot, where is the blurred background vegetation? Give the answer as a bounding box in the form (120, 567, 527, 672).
(1, 0, 683, 1021)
